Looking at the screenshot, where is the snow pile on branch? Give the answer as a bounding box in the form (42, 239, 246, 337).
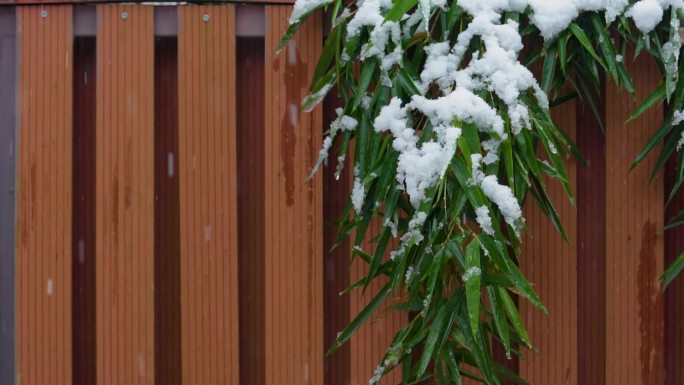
(298, 0, 683, 238)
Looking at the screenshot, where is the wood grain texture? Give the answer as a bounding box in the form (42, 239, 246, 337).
(664, 140, 684, 385)
(237, 34, 267, 385)
(176, 5, 239, 384)
(519, 100, 577, 385)
(264, 7, 323, 385)
(605, 49, 664, 385)
(576, 81, 606, 385)
(72, 35, 97, 385)
(16, 6, 73, 385)
(154, 35, 182, 385)
(96, 5, 154, 385)
(177, 5, 239, 385)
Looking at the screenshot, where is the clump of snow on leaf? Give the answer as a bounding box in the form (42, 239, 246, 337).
(627, 0, 664, 33)
(288, 0, 333, 24)
(476, 206, 495, 235)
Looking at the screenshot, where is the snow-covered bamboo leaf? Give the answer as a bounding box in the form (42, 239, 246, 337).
(301, 70, 336, 112)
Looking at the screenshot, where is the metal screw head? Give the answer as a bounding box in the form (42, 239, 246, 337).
(121, 11, 129, 20)
(40, 10, 48, 18)
(202, 14, 210, 22)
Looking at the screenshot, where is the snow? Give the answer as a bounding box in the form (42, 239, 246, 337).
(288, 0, 332, 24)
(480, 175, 524, 233)
(476, 206, 494, 235)
(674, 110, 684, 150)
(471, 154, 523, 233)
(405, 265, 419, 284)
(462, 266, 482, 282)
(311, 108, 358, 177)
(627, 0, 664, 33)
(351, 176, 365, 213)
(302, 81, 334, 112)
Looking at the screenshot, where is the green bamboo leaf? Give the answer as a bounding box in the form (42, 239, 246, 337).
(569, 23, 605, 69)
(558, 31, 569, 75)
(351, 59, 379, 111)
(464, 241, 481, 339)
(541, 45, 557, 93)
(301, 70, 336, 112)
(418, 292, 464, 377)
(452, 309, 496, 383)
(311, 25, 341, 87)
(385, 0, 418, 21)
(666, 206, 684, 230)
(590, 13, 620, 84)
(662, 253, 684, 288)
(497, 287, 531, 348)
(487, 287, 511, 356)
(442, 349, 463, 385)
(479, 236, 547, 313)
(327, 282, 391, 355)
(277, 1, 332, 53)
(630, 117, 673, 171)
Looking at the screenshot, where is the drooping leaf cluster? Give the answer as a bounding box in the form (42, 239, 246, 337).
(281, 2, 684, 384)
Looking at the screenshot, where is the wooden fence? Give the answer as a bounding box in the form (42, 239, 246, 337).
(0, 2, 682, 385)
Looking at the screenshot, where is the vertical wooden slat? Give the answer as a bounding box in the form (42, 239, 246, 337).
(519, 101, 577, 385)
(154, 34, 181, 385)
(664, 139, 684, 385)
(236, 31, 267, 385)
(16, 6, 73, 385)
(73, 35, 97, 385)
(577, 82, 606, 385)
(264, 7, 323, 385)
(177, 5, 239, 384)
(96, 5, 154, 385)
(0, 8, 17, 385)
(605, 50, 664, 385)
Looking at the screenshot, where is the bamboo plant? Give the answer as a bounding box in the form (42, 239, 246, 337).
(281, 1, 684, 384)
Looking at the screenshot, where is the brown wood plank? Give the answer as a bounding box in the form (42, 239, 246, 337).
(177, 5, 239, 384)
(95, 5, 154, 385)
(154, 34, 181, 385)
(577, 81, 606, 385)
(16, 6, 73, 385)
(576, 83, 606, 385)
(664, 133, 684, 385)
(519, 100, 577, 385)
(605, 49, 664, 385)
(264, 7, 323, 385)
(236, 33, 267, 385)
(72, 35, 97, 385)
